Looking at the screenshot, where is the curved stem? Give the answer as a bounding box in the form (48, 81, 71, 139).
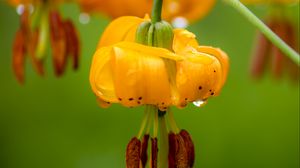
(151, 0, 163, 23)
(224, 0, 300, 66)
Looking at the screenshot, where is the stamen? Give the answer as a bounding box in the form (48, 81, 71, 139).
(126, 137, 141, 168)
(137, 106, 151, 139)
(158, 111, 168, 168)
(167, 109, 180, 133)
(180, 130, 195, 167)
(141, 134, 150, 167)
(150, 137, 158, 168)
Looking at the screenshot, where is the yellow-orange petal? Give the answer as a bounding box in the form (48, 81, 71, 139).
(162, 0, 216, 23)
(111, 43, 173, 108)
(241, 0, 299, 5)
(175, 49, 224, 108)
(196, 46, 229, 94)
(173, 29, 199, 53)
(89, 46, 117, 103)
(98, 16, 146, 47)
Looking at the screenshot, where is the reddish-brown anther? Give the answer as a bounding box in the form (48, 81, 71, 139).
(49, 10, 67, 76)
(150, 138, 158, 168)
(168, 132, 176, 168)
(140, 134, 149, 167)
(12, 30, 26, 84)
(179, 130, 195, 167)
(285, 22, 299, 82)
(20, 9, 30, 38)
(271, 21, 286, 79)
(168, 132, 189, 168)
(126, 137, 141, 168)
(250, 22, 273, 78)
(64, 20, 80, 70)
(27, 30, 45, 76)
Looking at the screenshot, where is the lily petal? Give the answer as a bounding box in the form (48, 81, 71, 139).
(98, 16, 146, 47)
(175, 49, 223, 107)
(173, 29, 199, 53)
(90, 46, 117, 103)
(196, 46, 229, 94)
(112, 44, 172, 108)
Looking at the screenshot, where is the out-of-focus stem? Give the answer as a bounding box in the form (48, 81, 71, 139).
(224, 0, 300, 66)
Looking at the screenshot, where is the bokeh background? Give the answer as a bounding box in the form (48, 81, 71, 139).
(0, 1, 299, 168)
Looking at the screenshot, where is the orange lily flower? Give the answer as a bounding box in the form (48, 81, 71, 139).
(10, 0, 80, 84)
(90, 16, 229, 110)
(79, 0, 215, 24)
(89, 15, 229, 167)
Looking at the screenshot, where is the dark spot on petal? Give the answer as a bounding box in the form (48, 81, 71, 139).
(129, 98, 134, 101)
(138, 97, 142, 100)
(118, 98, 122, 101)
(162, 102, 165, 105)
(137, 101, 141, 104)
(211, 92, 214, 95)
(106, 102, 110, 104)
(198, 86, 202, 90)
(209, 89, 212, 92)
(185, 98, 188, 101)
(214, 70, 216, 72)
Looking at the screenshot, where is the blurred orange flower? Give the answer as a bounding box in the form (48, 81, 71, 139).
(79, 0, 215, 24)
(9, 0, 80, 84)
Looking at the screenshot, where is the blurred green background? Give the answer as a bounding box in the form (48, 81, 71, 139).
(0, 1, 299, 168)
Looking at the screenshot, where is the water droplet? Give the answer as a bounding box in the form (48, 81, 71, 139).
(16, 4, 25, 15)
(171, 17, 188, 28)
(79, 13, 90, 24)
(193, 99, 207, 107)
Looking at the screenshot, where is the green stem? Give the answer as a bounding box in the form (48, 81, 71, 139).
(224, 0, 300, 66)
(151, 0, 163, 23)
(158, 114, 168, 168)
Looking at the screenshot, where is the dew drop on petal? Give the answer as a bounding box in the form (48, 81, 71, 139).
(193, 99, 207, 107)
(16, 4, 25, 15)
(171, 17, 188, 28)
(79, 13, 90, 24)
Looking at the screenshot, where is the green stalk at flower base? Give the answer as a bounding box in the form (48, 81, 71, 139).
(223, 0, 300, 66)
(151, 0, 163, 23)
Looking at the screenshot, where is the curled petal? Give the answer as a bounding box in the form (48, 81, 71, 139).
(196, 46, 229, 94)
(96, 97, 111, 108)
(98, 16, 147, 47)
(175, 49, 224, 107)
(12, 30, 26, 84)
(49, 10, 67, 76)
(90, 46, 117, 103)
(173, 29, 198, 53)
